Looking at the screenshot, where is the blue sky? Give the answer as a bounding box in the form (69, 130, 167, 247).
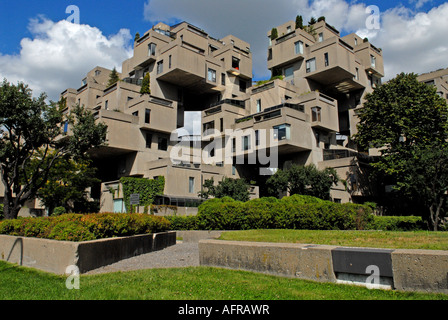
(1, 0, 447, 100)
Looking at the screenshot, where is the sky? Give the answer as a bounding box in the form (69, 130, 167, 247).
(0, 0, 447, 103)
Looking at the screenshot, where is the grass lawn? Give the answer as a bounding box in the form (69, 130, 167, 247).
(0, 261, 447, 300)
(218, 229, 448, 250)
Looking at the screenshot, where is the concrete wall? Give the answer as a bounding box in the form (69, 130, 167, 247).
(0, 232, 176, 275)
(199, 239, 448, 294)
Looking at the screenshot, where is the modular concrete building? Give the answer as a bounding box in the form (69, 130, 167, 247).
(58, 19, 386, 214)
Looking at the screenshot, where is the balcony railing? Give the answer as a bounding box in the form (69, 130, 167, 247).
(122, 77, 143, 86)
(209, 99, 245, 109)
(235, 103, 304, 124)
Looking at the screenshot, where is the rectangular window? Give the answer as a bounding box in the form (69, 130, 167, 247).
(239, 80, 246, 92)
(284, 66, 294, 80)
(306, 58, 316, 73)
(157, 60, 163, 74)
(295, 41, 304, 55)
(355, 67, 359, 81)
(255, 130, 260, 146)
(319, 33, 324, 42)
(189, 177, 195, 194)
(232, 57, 240, 70)
(324, 53, 329, 67)
(220, 118, 224, 132)
(268, 48, 272, 60)
(221, 73, 226, 86)
(158, 137, 168, 151)
(145, 109, 151, 124)
(208, 68, 216, 82)
(256, 99, 262, 113)
(242, 135, 251, 151)
(145, 133, 152, 149)
(169, 55, 172, 68)
(312, 107, 322, 122)
(203, 120, 215, 132)
(105, 100, 109, 110)
(273, 124, 291, 141)
(370, 55, 376, 68)
(148, 43, 156, 56)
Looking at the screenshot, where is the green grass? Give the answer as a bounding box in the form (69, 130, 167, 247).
(0, 261, 447, 300)
(218, 229, 448, 250)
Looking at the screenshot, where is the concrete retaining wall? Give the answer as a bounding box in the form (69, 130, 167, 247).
(199, 239, 448, 294)
(0, 231, 176, 275)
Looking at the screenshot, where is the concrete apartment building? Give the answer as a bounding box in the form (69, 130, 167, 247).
(56, 18, 386, 214)
(417, 67, 448, 104)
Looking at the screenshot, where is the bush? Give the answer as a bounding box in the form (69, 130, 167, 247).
(52, 207, 66, 216)
(165, 215, 199, 230)
(367, 216, 425, 231)
(0, 213, 171, 241)
(193, 195, 374, 231)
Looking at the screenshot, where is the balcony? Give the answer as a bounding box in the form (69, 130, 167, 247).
(304, 38, 365, 93)
(355, 41, 384, 77)
(127, 96, 177, 133)
(233, 103, 313, 154)
(297, 91, 339, 132)
(202, 100, 248, 139)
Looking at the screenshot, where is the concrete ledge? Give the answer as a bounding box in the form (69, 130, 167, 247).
(176, 230, 224, 243)
(392, 249, 448, 293)
(199, 240, 448, 294)
(0, 231, 176, 275)
(199, 240, 337, 283)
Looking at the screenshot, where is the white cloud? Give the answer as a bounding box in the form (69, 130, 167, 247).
(366, 3, 448, 79)
(143, 0, 448, 82)
(0, 17, 133, 100)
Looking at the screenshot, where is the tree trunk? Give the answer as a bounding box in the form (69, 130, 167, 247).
(3, 196, 21, 220)
(429, 197, 444, 231)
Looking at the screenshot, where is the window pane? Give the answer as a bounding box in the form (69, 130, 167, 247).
(295, 41, 303, 55)
(284, 66, 294, 79)
(306, 58, 316, 73)
(208, 68, 216, 82)
(189, 177, 195, 193)
(145, 109, 151, 124)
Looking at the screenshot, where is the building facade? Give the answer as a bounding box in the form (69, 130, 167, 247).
(59, 19, 385, 214)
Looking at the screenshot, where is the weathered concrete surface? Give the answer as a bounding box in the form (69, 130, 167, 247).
(392, 249, 448, 294)
(0, 234, 78, 275)
(0, 231, 176, 275)
(176, 230, 223, 243)
(199, 240, 337, 282)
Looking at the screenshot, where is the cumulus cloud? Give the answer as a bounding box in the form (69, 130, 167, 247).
(0, 17, 133, 100)
(143, 0, 448, 81)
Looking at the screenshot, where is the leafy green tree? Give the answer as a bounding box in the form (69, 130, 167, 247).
(140, 73, 151, 95)
(354, 73, 448, 230)
(199, 177, 250, 202)
(267, 164, 339, 200)
(295, 15, 304, 29)
(107, 67, 120, 87)
(308, 17, 317, 25)
(270, 28, 278, 40)
(35, 156, 100, 215)
(134, 32, 141, 42)
(0, 79, 107, 219)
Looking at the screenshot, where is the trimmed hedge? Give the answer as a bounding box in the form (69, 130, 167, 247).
(167, 195, 375, 231)
(367, 215, 425, 231)
(0, 213, 170, 242)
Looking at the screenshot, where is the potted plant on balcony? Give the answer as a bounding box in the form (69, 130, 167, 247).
(140, 73, 151, 95)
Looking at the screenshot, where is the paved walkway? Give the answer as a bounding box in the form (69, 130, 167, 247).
(85, 241, 200, 275)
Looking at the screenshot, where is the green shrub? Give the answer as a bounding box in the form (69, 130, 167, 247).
(367, 216, 425, 231)
(166, 215, 199, 230)
(0, 213, 171, 241)
(52, 207, 66, 216)
(0, 204, 3, 220)
(194, 195, 374, 231)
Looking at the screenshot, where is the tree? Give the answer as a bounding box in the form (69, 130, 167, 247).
(35, 156, 100, 215)
(140, 73, 151, 95)
(295, 15, 304, 29)
(0, 79, 107, 219)
(308, 17, 317, 25)
(199, 177, 250, 202)
(134, 32, 141, 42)
(270, 28, 278, 40)
(317, 16, 326, 22)
(107, 67, 120, 87)
(267, 164, 339, 200)
(398, 144, 448, 231)
(354, 73, 448, 230)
